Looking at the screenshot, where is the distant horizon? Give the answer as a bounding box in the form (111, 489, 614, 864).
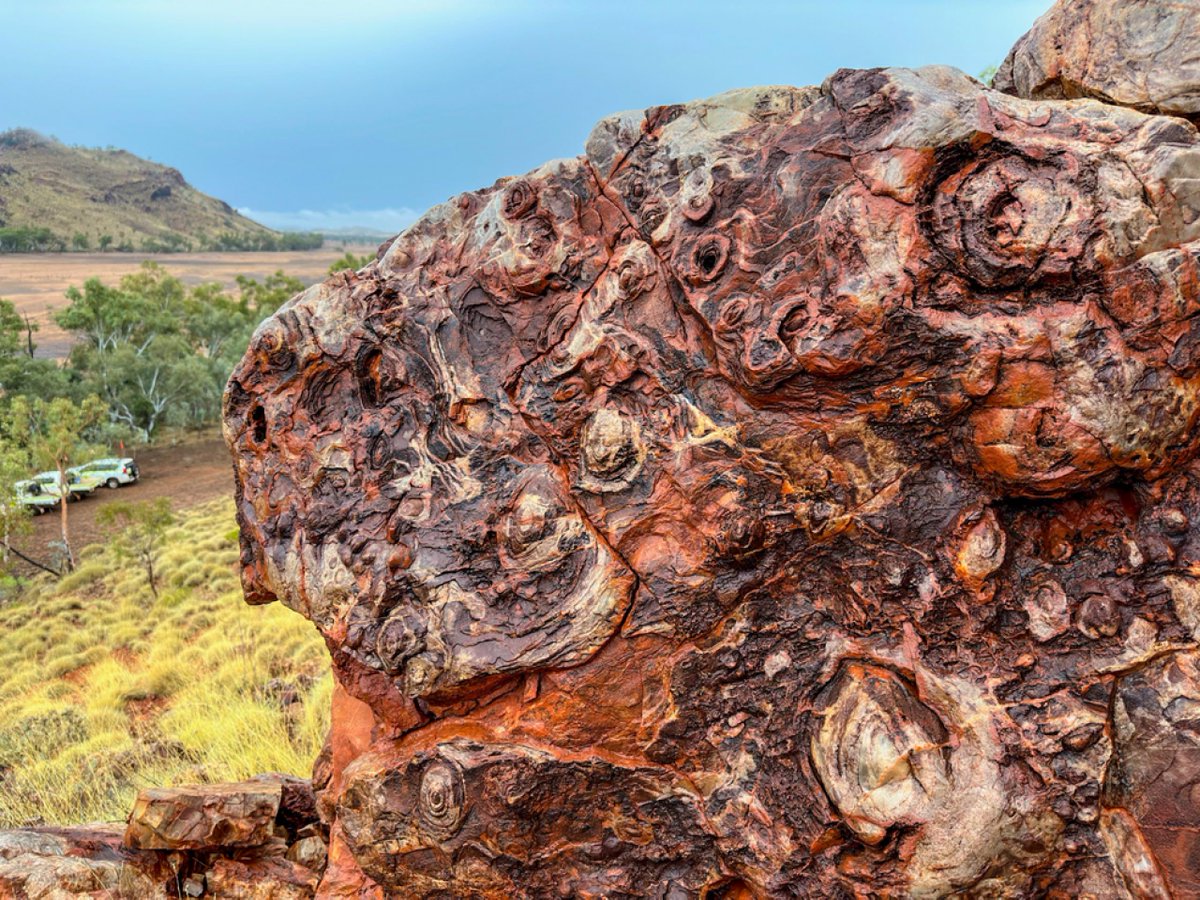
(2, 0, 1050, 233)
(235, 206, 417, 236)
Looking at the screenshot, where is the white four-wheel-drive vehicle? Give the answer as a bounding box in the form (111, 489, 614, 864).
(13, 480, 59, 514)
(17, 471, 96, 503)
(68, 457, 139, 490)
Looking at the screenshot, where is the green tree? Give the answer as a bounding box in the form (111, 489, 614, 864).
(0, 299, 29, 358)
(57, 264, 182, 354)
(97, 498, 174, 598)
(57, 264, 227, 438)
(91, 337, 215, 439)
(182, 282, 254, 361)
(0, 299, 75, 411)
(116, 262, 186, 334)
(236, 270, 304, 320)
(7, 395, 107, 570)
(0, 227, 65, 253)
(50, 263, 304, 442)
(98, 234, 113, 252)
(328, 250, 372, 274)
(0, 440, 38, 575)
(0, 355, 78, 409)
(58, 278, 153, 353)
(208, 231, 322, 252)
(71, 233, 90, 251)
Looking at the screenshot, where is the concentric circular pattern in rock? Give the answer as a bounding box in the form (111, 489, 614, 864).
(223, 0, 1200, 895)
(417, 760, 465, 842)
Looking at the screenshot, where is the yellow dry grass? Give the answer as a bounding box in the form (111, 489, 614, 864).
(0, 498, 331, 826)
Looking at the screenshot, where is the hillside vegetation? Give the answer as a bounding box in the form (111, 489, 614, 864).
(0, 498, 331, 827)
(0, 129, 320, 253)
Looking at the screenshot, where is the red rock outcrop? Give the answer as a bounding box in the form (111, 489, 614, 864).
(124, 780, 291, 851)
(213, 0, 1200, 896)
(0, 777, 325, 898)
(996, 0, 1200, 122)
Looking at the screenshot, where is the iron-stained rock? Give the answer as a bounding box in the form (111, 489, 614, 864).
(212, 0, 1200, 895)
(996, 0, 1200, 121)
(124, 780, 283, 850)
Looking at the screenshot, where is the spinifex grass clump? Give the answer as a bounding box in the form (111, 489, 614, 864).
(0, 498, 331, 826)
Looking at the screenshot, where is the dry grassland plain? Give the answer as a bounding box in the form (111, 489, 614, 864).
(0, 246, 376, 357)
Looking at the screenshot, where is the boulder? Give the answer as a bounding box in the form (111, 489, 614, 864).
(996, 0, 1200, 121)
(124, 780, 284, 851)
(226, 0, 1200, 895)
(0, 778, 325, 898)
(253, 773, 319, 840)
(285, 834, 328, 874)
(1103, 650, 1200, 895)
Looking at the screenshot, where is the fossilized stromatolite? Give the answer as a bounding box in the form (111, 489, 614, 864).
(224, 0, 1200, 895)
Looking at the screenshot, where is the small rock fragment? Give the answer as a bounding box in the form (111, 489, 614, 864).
(286, 834, 329, 873)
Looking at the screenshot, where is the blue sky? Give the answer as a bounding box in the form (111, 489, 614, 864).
(1, 0, 1049, 233)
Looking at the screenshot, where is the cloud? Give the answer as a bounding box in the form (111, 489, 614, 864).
(237, 206, 421, 235)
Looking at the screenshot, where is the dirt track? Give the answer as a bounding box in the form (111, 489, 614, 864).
(13, 435, 235, 574)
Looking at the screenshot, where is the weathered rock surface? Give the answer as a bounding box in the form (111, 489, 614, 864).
(204, 857, 319, 899)
(996, 0, 1200, 121)
(0, 779, 326, 899)
(0, 825, 168, 898)
(220, 1, 1200, 895)
(124, 779, 285, 851)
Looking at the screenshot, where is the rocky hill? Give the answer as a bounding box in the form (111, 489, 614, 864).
(0, 129, 297, 252)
